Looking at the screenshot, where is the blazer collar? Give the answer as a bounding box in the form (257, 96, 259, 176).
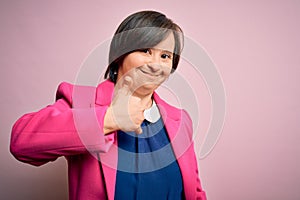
(95, 80, 182, 142)
(95, 80, 180, 121)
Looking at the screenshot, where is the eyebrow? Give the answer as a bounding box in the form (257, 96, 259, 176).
(163, 50, 173, 55)
(152, 48, 174, 54)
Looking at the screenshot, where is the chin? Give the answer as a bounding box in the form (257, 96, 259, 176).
(135, 84, 158, 96)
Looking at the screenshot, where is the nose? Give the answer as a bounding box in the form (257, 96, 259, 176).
(146, 52, 162, 73)
(146, 63, 161, 73)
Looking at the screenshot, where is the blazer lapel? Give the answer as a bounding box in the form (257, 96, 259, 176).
(154, 92, 195, 199)
(99, 143, 118, 200)
(96, 80, 118, 200)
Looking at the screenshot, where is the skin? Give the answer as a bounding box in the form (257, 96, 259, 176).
(104, 32, 175, 134)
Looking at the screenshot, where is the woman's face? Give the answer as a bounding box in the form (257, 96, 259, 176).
(117, 32, 175, 97)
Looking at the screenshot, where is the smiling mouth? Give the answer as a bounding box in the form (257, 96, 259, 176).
(139, 68, 161, 77)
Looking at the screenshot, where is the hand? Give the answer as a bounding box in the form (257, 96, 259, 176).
(103, 76, 146, 134)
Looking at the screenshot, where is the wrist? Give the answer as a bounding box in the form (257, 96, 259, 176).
(103, 106, 118, 134)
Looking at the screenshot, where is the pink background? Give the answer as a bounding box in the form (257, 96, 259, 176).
(1, 0, 300, 199)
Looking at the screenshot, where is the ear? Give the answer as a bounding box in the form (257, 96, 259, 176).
(108, 63, 119, 83)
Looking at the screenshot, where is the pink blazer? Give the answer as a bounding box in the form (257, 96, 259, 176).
(10, 80, 206, 200)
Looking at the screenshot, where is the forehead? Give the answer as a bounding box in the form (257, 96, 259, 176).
(153, 32, 175, 53)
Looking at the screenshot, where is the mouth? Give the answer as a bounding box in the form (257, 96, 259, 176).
(138, 68, 161, 77)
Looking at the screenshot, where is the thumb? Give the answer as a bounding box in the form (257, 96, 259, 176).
(120, 76, 133, 95)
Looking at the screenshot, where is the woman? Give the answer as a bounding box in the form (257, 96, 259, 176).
(10, 10, 206, 200)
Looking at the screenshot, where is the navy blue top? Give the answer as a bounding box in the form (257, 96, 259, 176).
(115, 118, 185, 200)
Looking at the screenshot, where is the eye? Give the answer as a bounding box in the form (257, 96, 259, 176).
(140, 48, 151, 54)
(161, 53, 172, 59)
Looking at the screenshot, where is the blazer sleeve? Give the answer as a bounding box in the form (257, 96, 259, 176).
(183, 110, 207, 200)
(191, 141, 207, 200)
(10, 97, 115, 166)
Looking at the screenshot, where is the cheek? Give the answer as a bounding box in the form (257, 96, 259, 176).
(163, 63, 173, 75)
(121, 54, 145, 73)
(163, 59, 173, 72)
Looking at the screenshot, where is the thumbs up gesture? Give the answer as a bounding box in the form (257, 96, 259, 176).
(103, 75, 146, 134)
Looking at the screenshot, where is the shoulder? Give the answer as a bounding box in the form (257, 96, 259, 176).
(55, 80, 114, 107)
(55, 82, 74, 106)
